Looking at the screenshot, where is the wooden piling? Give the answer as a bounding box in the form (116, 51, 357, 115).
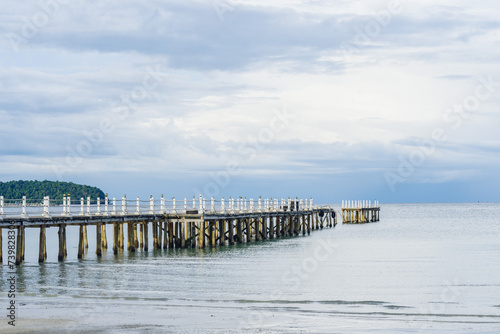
(96, 222, 102, 256)
(236, 219, 243, 243)
(139, 223, 144, 250)
(0, 228, 2, 263)
(228, 220, 234, 245)
(134, 223, 139, 250)
(157, 222, 162, 249)
(197, 221, 203, 249)
(16, 227, 23, 265)
(38, 227, 46, 263)
(168, 221, 174, 248)
(180, 220, 186, 249)
(57, 225, 65, 262)
(144, 222, 149, 251)
(128, 222, 136, 252)
(83, 225, 88, 250)
(152, 222, 157, 250)
(219, 220, 226, 246)
(79, 225, 85, 258)
(102, 224, 108, 249)
(163, 221, 168, 249)
(255, 218, 261, 241)
(113, 223, 118, 254)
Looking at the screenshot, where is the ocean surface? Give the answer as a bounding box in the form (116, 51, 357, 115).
(1, 203, 500, 333)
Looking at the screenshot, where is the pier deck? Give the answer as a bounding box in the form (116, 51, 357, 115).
(0, 195, 336, 265)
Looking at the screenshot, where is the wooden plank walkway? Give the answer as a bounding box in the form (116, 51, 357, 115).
(0, 195, 337, 265)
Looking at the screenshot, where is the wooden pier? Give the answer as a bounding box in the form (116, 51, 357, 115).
(341, 200, 380, 224)
(0, 195, 336, 265)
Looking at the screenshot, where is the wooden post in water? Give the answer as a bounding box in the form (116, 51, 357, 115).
(245, 219, 251, 242)
(144, 222, 149, 251)
(16, 227, 23, 265)
(163, 222, 168, 249)
(38, 227, 46, 263)
(57, 225, 65, 262)
(96, 222, 102, 256)
(113, 223, 118, 254)
(102, 224, 108, 249)
(117, 224, 122, 250)
(228, 219, 234, 245)
(180, 220, 186, 249)
(255, 218, 261, 241)
(201, 221, 206, 248)
(152, 222, 157, 250)
(134, 223, 139, 250)
(197, 221, 203, 249)
(83, 225, 88, 250)
(79, 225, 85, 258)
(139, 224, 144, 250)
(236, 219, 243, 244)
(157, 222, 162, 249)
(168, 221, 174, 248)
(128, 222, 136, 252)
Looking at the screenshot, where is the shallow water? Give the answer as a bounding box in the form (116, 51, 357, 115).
(1, 203, 500, 333)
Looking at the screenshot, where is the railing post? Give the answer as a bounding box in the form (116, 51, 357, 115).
(136, 196, 140, 214)
(250, 198, 254, 212)
(62, 196, 67, 216)
(112, 197, 116, 215)
(67, 195, 71, 216)
(192, 196, 196, 210)
(122, 195, 127, 215)
(149, 195, 154, 214)
(80, 197, 84, 215)
(21, 196, 27, 218)
(199, 195, 203, 212)
(0, 195, 3, 218)
(43, 196, 50, 217)
(221, 198, 225, 212)
(184, 198, 187, 212)
(97, 197, 101, 215)
(105, 194, 109, 215)
(258, 196, 262, 212)
(288, 197, 291, 212)
(310, 198, 313, 210)
(172, 197, 176, 213)
(87, 196, 91, 216)
(160, 195, 165, 214)
(203, 198, 206, 211)
(244, 197, 247, 211)
(211, 197, 215, 213)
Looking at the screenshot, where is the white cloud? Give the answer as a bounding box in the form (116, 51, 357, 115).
(0, 0, 499, 201)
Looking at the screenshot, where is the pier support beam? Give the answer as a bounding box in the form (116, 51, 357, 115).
(96, 222, 102, 256)
(128, 222, 136, 252)
(57, 225, 66, 262)
(16, 227, 23, 265)
(83, 225, 88, 250)
(163, 222, 168, 249)
(236, 219, 243, 243)
(38, 227, 47, 263)
(102, 225, 108, 249)
(79, 225, 85, 258)
(228, 220, 234, 245)
(113, 223, 119, 254)
(144, 222, 149, 251)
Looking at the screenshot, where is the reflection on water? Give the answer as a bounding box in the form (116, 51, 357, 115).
(1, 203, 500, 333)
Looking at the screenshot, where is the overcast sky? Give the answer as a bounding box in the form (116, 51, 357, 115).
(1, 0, 499, 203)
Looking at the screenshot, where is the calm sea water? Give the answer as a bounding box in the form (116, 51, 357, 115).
(1, 203, 500, 333)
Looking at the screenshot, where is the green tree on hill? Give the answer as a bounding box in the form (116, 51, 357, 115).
(0, 180, 105, 201)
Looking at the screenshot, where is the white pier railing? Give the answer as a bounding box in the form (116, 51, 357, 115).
(0, 195, 317, 220)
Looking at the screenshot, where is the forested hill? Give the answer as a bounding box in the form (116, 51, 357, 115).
(0, 180, 105, 200)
